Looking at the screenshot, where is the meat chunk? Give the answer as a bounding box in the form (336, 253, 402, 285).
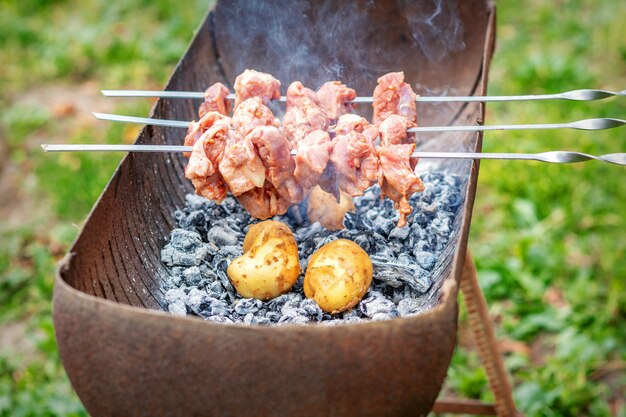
(231, 97, 279, 137)
(379, 114, 413, 146)
(247, 126, 303, 204)
(183, 112, 230, 157)
(234, 69, 281, 108)
(218, 129, 266, 196)
(335, 114, 374, 135)
(316, 81, 356, 120)
(330, 129, 379, 197)
(283, 81, 329, 143)
(377, 144, 424, 227)
(372, 72, 417, 125)
(236, 182, 291, 220)
(184, 119, 231, 203)
(294, 130, 333, 190)
(198, 82, 232, 118)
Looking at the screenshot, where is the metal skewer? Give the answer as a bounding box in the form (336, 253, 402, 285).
(101, 88, 626, 103)
(92, 112, 626, 133)
(40, 144, 626, 166)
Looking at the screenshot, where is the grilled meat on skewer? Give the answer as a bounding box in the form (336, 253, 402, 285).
(198, 82, 232, 118)
(232, 97, 280, 136)
(372, 71, 417, 125)
(184, 115, 231, 203)
(294, 130, 333, 190)
(234, 69, 281, 108)
(373, 73, 424, 226)
(218, 129, 266, 196)
(248, 126, 303, 204)
(316, 81, 356, 120)
(283, 81, 329, 143)
(330, 115, 380, 197)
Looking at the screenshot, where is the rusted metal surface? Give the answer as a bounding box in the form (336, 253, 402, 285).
(53, 1, 496, 415)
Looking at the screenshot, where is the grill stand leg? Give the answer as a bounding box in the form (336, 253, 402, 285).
(432, 250, 521, 416)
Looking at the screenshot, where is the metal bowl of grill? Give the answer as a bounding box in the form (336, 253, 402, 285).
(53, 0, 496, 415)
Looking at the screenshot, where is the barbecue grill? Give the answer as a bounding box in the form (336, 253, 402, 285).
(53, 0, 497, 415)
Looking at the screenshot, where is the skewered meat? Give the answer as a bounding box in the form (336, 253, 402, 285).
(231, 97, 280, 137)
(294, 130, 333, 190)
(218, 129, 266, 196)
(283, 81, 329, 143)
(183, 112, 230, 157)
(236, 182, 291, 220)
(234, 69, 281, 108)
(377, 144, 424, 227)
(248, 126, 303, 204)
(330, 116, 380, 196)
(334, 113, 373, 135)
(316, 81, 356, 120)
(372, 71, 417, 125)
(373, 73, 423, 226)
(184, 117, 231, 203)
(198, 82, 232, 118)
(379, 114, 413, 146)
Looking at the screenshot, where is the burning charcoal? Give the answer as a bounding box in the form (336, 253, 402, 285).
(370, 256, 431, 293)
(371, 215, 395, 237)
(181, 210, 206, 229)
(389, 226, 410, 240)
(234, 298, 263, 315)
(185, 194, 211, 211)
(183, 266, 203, 286)
(341, 308, 360, 319)
(415, 251, 436, 270)
(206, 281, 225, 297)
(342, 211, 374, 232)
(397, 298, 424, 317)
(207, 225, 240, 247)
(164, 288, 187, 304)
(359, 291, 398, 318)
(278, 313, 310, 325)
(266, 311, 281, 322)
(161, 229, 208, 267)
(300, 299, 324, 321)
(206, 315, 234, 324)
(218, 245, 242, 259)
(161, 171, 463, 325)
(168, 301, 187, 316)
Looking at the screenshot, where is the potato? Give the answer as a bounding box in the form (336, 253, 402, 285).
(307, 186, 356, 230)
(227, 221, 300, 300)
(304, 239, 373, 313)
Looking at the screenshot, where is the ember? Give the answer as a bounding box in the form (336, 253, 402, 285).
(160, 172, 465, 324)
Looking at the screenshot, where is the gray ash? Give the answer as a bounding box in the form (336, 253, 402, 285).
(160, 172, 465, 325)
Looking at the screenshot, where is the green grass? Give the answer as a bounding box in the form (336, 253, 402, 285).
(0, 0, 624, 416)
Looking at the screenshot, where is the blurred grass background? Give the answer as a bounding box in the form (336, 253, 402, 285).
(0, 0, 624, 415)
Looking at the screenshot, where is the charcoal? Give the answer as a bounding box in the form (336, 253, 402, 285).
(389, 226, 410, 240)
(161, 229, 208, 267)
(168, 301, 187, 316)
(207, 225, 240, 246)
(160, 174, 465, 325)
(234, 298, 263, 315)
(371, 256, 431, 293)
(183, 266, 203, 286)
(415, 251, 436, 270)
(185, 194, 210, 211)
(164, 288, 187, 304)
(278, 313, 310, 324)
(300, 299, 324, 321)
(397, 298, 424, 317)
(359, 291, 398, 318)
